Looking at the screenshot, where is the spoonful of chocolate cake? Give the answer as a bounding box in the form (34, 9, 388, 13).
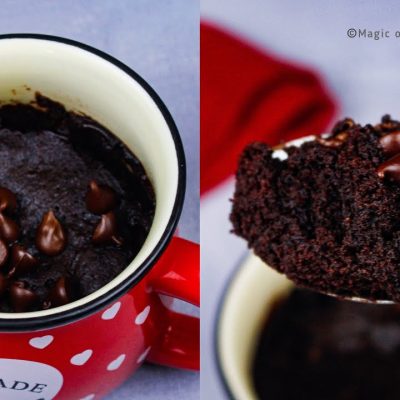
(231, 115, 400, 304)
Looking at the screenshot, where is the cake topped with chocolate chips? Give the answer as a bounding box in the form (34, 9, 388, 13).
(231, 115, 400, 302)
(0, 94, 155, 312)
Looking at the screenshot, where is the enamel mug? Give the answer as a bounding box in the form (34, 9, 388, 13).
(0, 34, 199, 400)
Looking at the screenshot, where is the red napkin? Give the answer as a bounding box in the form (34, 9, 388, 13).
(201, 22, 338, 195)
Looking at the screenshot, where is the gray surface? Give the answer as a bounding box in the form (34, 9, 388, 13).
(0, 1, 199, 399)
(201, 0, 400, 399)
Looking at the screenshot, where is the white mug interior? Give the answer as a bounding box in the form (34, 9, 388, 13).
(0, 37, 179, 319)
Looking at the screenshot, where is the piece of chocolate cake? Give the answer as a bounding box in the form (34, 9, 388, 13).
(231, 116, 400, 302)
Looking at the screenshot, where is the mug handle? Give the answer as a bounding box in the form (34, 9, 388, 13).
(147, 236, 200, 370)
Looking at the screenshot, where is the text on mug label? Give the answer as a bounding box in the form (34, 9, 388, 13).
(0, 358, 63, 399)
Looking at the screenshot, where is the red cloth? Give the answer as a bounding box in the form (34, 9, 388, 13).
(201, 22, 338, 195)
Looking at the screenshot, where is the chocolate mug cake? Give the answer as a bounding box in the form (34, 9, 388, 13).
(0, 93, 155, 312)
(231, 116, 400, 302)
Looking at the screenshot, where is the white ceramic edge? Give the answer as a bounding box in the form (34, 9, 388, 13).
(218, 254, 292, 400)
(0, 38, 179, 319)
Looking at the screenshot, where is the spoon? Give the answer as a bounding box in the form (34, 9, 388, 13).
(323, 292, 395, 305)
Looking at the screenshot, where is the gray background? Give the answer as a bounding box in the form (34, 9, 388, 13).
(201, 0, 400, 399)
(0, 1, 199, 399)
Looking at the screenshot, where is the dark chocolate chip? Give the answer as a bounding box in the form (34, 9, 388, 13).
(0, 187, 17, 213)
(7, 244, 38, 277)
(9, 281, 38, 312)
(0, 239, 8, 268)
(377, 153, 400, 182)
(379, 114, 397, 130)
(0, 274, 7, 297)
(86, 180, 118, 215)
(0, 212, 19, 243)
(36, 211, 67, 256)
(92, 211, 123, 245)
(332, 118, 355, 135)
(317, 132, 348, 147)
(379, 131, 400, 157)
(44, 276, 76, 309)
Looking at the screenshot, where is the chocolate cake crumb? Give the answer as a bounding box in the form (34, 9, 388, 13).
(231, 116, 400, 302)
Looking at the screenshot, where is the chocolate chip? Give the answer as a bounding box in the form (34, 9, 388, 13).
(0, 212, 19, 243)
(332, 118, 355, 135)
(92, 211, 123, 245)
(0, 187, 16, 213)
(0, 274, 7, 297)
(9, 281, 38, 312)
(317, 132, 348, 147)
(44, 276, 76, 309)
(36, 211, 67, 256)
(86, 180, 118, 215)
(7, 244, 38, 277)
(378, 114, 397, 130)
(0, 239, 8, 268)
(379, 131, 400, 157)
(377, 153, 400, 182)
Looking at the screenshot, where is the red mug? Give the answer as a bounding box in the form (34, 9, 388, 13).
(0, 34, 199, 400)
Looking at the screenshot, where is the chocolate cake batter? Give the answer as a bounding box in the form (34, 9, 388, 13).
(253, 289, 400, 400)
(0, 94, 155, 312)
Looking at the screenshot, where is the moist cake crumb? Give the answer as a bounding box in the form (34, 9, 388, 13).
(231, 116, 400, 302)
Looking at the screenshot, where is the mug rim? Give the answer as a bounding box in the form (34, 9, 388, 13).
(0, 33, 186, 331)
(214, 255, 247, 400)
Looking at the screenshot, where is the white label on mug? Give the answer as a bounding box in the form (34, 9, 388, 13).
(0, 358, 63, 400)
